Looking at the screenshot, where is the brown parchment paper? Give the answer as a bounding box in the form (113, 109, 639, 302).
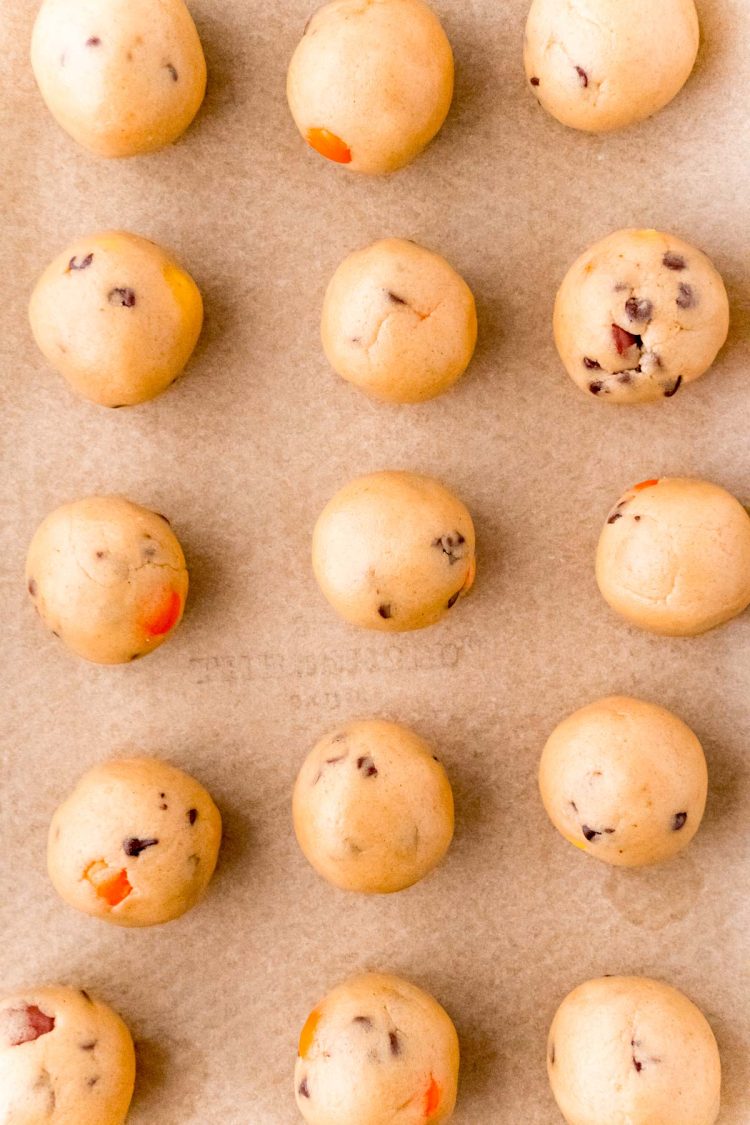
(1, 0, 749, 1120)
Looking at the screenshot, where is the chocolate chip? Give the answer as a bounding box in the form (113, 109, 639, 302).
(108, 287, 136, 308)
(27, 578, 37, 597)
(378, 603, 392, 619)
(387, 291, 407, 305)
(86, 36, 101, 46)
(583, 357, 601, 370)
(357, 756, 378, 778)
(81, 1040, 97, 1050)
(582, 825, 601, 841)
(68, 253, 93, 271)
(299, 1077, 310, 1098)
(625, 297, 653, 323)
(188, 808, 198, 825)
(663, 252, 686, 271)
(446, 590, 461, 609)
(618, 373, 632, 384)
(611, 324, 641, 354)
(353, 1016, 372, 1027)
(165, 63, 178, 81)
(389, 1031, 401, 1056)
(664, 375, 683, 398)
(575, 65, 588, 87)
(633, 1057, 643, 1073)
(123, 837, 159, 857)
(569, 801, 578, 813)
(432, 532, 466, 564)
(142, 542, 157, 559)
(87, 1076, 100, 1087)
(589, 381, 604, 395)
(634, 515, 641, 521)
(530, 76, 540, 86)
(672, 811, 688, 831)
(95, 550, 105, 559)
(676, 283, 695, 309)
(607, 512, 623, 524)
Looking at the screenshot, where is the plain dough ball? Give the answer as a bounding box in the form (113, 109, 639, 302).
(293, 719, 454, 893)
(29, 231, 203, 407)
(554, 229, 729, 404)
(596, 477, 750, 635)
(312, 471, 476, 632)
(0, 985, 135, 1123)
(295, 973, 459, 1124)
(31, 0, 206, 156)
(524, 0, 699, 133)
(321, 239, 477, 403)
(548, 976, 721, 1125)
(48, 757, 222, 927)
(26, 495, 189, 664)
(539, 695, 707, 866)
(287, 0, 454, 174)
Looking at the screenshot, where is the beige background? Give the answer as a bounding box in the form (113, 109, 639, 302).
(1, 0, 749, 1121)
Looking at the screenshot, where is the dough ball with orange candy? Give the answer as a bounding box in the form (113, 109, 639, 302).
(29, 231, 203, 407)
(26, 495, 189, 664)
(48, 757, 222, 927)
(295, 973, 459, 1124)
(287, 0, 454, 174)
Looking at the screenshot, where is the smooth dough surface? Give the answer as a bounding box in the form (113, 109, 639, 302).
(295, 973, 459, 1124)
(524, 0, 699, 132)
(548, 976, 721, 1125)
(26, 495, 189, 664)
(539, 695, 707, 866)
(596, 477, 750, 636)
(29, 231, 203, 407)
(554, 229, 729, 404)
(312, 471, 476, 632)
(321, 239, 477, 403)
(0, 985, 135, 1124)
(31, 0, 206, 156)
(287, 0, 454, 174)
(293, 719, 454, 893)
(48, 757, 222, 927)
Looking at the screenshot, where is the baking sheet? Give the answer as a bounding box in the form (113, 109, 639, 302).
(1, 0, 749, 1120)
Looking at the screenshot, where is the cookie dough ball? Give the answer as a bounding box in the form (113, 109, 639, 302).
(321, 239, 477, 403)
(539, 696, 707, 867)
(554, 229, 729, 404)
(294, 720, 454, 893)
(31, 0, 206, 157)
(287, 0, 454, 174)
(295, 973, 459, 1124)
(0, 985, 135, 1123)
(48, 757, 222, 927)
(596, 477, 750, 636)
(26, 495, 189, 664)
(524, 0, 699, 133)
(29, 231, 203, 407)
(312, 471, 476, 632)
(548, 976, 721, 1125)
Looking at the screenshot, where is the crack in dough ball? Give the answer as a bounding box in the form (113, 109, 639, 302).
(287, 0, 454, 174)
(596, 477, 750, 635)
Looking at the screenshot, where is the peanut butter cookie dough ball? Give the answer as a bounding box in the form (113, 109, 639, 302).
(539, 696, 707, 866)
(26, 495, 189, 664)
(295, 973, 459, 1124)
(0, 985, 135, 1123)
(321, 239, 477, 403)
(287, 0, 454, 174)
(48, 757, 222, 927)
(293, 720, 454, 893)
(596, 478, 750, 636)
(31, 0, 206, 157)
(548, 976, 721, 1125)
(524, 0, 699, 133)
(312, 471, 476, 632)
(29, 231, 203, 407)
(554, 230, 729, 404)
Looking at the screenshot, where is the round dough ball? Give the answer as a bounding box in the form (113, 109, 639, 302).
(287, 0, 454, 174)
(539, 695, 707, 866)
(554, 229, 729, 404)
(0, 985, 135, 1123)
(295, 973, 459, 1124)
(48, 757, 222, 927)
(26, 495, 189, 664)
(312, 471, 476, 632)
(293, 719, 454, 893)
(321, 239, 477, 403)
(31, 0, 206, 157)
(29, 231, 203, 407)
(548, 976, 721, 1125)
(596, 477, 750, 636)
(524, 0, 699, 133)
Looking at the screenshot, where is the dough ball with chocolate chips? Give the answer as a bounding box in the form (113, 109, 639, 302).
(31, 0, 206, 156)
(26, 495, 189, 664)
(596, 477, 750, 636)
(293, 719, 454, 893)
(29, 231, 203, 407)
(321, 238, 477, 403)
(48, 757, 222, 927)
(548, 976, 721, 1125)
(287, 0, 454, 174)
(554, 230, 729, 404)
(295, 972, 459, 1124)
(524, 0, 699, 133)
(539, 695, 707, 867)
(0, 985, 135, 1124)
(312, 471, 476, 632)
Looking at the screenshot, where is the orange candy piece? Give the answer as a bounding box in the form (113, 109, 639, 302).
(86, 862, 133, 906)
(298, 1007, 322, 1058)
(306, 127, 352, 164)
(424, 1076, 441, 1116)
(633, 479, 660, 491)
(144, 589, 182, 637)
